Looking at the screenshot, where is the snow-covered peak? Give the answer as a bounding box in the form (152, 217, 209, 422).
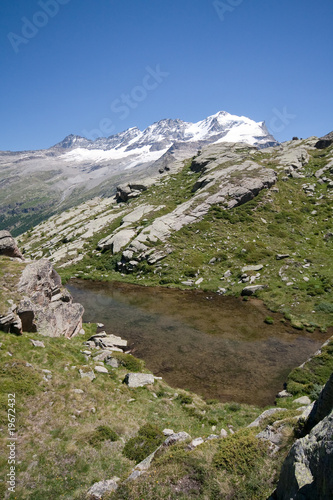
(58, 111, 278, 169)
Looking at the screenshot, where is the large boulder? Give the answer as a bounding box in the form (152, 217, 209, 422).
(302, 372, 333, 436)
(123, 373, 155, 388)
(315, 131, 333, 149)
(17, 260, 84, 338)
(274, 373, 333, 499)
(0, 230, 24, 260)
(275, 410, 333, 499)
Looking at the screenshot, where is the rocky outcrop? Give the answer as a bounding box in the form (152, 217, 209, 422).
(302, 372, 333, 436)
(116, 182, 150, 202)
(0, 230, 24, 260)
(275, 410, 333, 499)
(16, 260, 84, 337)
(315, 131, 333, 149)
(274, 374, 333, 500)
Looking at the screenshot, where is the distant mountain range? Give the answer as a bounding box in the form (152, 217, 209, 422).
(0, 111, 278, 235)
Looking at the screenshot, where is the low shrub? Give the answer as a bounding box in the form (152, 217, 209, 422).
(176, 394, 193, 405)
(213, 430, 267, 474)
(89, 425, 118, 447)
(113, 353, 145, 372)
(123, 423, 164, 463)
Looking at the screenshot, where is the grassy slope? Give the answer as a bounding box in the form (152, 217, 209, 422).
(0, 326, 304, 500)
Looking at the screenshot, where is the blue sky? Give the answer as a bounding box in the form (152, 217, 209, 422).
(0, 0, 332, 151)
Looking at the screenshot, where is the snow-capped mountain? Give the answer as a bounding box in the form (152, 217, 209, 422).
(0, 111, 278, 234)
(54, 111, 277, 168)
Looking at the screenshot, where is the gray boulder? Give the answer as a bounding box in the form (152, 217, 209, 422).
(241, 284, 268, 296)
(275, 410, 333, 500)
(315, 131, 333, 149)
(123, 373, 155, 388)
(302, 372, 333, 436)
(0, 230, 24, 260)
(17, 260, 84, 337)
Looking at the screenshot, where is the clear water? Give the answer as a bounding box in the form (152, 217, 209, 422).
(67, 280, 330, 406)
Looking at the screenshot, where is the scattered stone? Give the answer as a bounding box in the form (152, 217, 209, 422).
(87, 478, 119, 499)
(293, 396, 311, 406)
(248, 408, 286, 428)
(163, 431, 191, 447)
(220, 428, 228, 438)
(30, 339, 45, 348)
(79, 368, 96, 381)
(94, 366, 109, 374)
(72, 389, 84, 394)
(257, 424, 285, 446)
(123, 373, 155, 388)
(105, 357, 120, 368)
(224, 270, 232, 278)
(276, 254, 290, 260)
(187, 437, 204, 450)
(241, 284, 268, 296)
(241, 264, 263, 272)
(163, 428, 174, 436)
(277, 389, 293, 398)
(195, 277, 203, 285)
(205, 434, 219, 441)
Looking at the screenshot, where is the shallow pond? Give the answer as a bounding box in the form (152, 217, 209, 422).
(67, 280, 330, 406)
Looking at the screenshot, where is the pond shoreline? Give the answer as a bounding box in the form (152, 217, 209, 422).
(67, 278, 333, 407)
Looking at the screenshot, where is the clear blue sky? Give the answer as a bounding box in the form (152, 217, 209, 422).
(0, 0, 332, 151)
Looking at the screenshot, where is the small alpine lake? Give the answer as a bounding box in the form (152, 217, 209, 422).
(67, 279, 332, 407)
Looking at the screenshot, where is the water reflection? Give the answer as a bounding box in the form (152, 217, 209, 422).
(67, 280, 330, 406)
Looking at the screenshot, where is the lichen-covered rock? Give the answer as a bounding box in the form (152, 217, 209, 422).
(0, 230, 24, 260)
(17, 260, 84, 337)
(275, 410, 333, 500)
(302, 372, 333, 436)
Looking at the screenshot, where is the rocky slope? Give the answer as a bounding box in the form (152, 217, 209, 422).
(0, 111, 278, 235)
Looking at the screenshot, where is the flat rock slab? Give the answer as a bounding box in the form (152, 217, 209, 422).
(123, 373, 155, 388)
(94, 366, 109, 374)
(241, 284, 268, 296)
(241, 264, 263, 272)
